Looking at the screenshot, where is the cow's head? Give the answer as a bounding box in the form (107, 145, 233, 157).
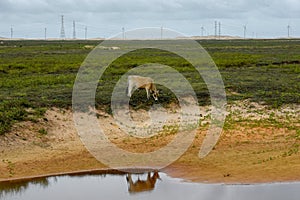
(152, 90, 159, 101)
(152, 170, 161, 180)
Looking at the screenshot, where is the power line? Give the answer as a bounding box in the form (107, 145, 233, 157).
(2, 20, 299, 39)
(60, 15, 65, 39)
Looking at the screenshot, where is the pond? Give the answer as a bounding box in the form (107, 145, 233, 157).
(1, 171, 300, 200)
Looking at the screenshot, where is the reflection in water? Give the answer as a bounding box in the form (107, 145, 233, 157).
(1, 172, 300, 200)
(126, 171, 161, 193)
(0, 177, 51, 199)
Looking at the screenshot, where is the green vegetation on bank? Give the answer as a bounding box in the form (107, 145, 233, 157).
(0, 39, 299, 134)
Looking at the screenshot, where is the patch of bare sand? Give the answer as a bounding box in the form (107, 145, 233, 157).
(0, 101, 300, 183)
(0, 108, 105, 180)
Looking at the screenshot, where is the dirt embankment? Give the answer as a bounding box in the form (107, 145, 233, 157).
(0, 102, 300, 183)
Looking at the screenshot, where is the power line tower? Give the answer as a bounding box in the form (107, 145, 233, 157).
(44, 27, 47, 40)
(215, 21, 218, 38)
(73, 20, 76, 40)
(161, 26, 163, 40)
(60, 15, 65, 39)
(85, 26, 87, 40)
(10, 26, 13, 39)
(73, 20, 76, 39)
(243, 25, 247, 39)
(287, 24, 291, 38)
(201, 26, 204, 37)
(218, 22, 221, 39)
(122, 27, 125, 40)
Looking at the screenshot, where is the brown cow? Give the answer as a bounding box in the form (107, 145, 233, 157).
(127, 75, 159, 101)
(126, 171, 161, 193)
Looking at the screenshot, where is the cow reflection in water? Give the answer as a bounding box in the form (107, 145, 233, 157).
(126, 171, 161, 193)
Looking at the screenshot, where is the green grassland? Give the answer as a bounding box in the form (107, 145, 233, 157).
(0, 39, 300, 134)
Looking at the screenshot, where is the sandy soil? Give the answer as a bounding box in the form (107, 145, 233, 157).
(0, 102, 300, 184)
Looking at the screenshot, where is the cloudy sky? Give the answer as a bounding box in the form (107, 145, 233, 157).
(0, 0, 299, 39)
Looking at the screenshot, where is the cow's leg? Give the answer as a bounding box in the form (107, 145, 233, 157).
(127, 81, 132, 97)
(126, 174, 133, 191)
(126, 174, 133, 184)
(146, 88, 150, 99)
(147, 172, 151, 179)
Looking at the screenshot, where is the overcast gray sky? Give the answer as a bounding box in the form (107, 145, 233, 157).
(0, 0, 299, 39)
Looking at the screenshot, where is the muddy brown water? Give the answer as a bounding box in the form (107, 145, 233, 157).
(1, 172, 300, 200)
